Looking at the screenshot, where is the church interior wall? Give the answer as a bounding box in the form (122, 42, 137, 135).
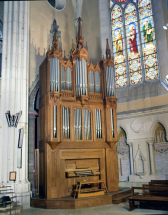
(99, 0, 168, 105)
(81, 0, 101, 63)
(0, 1, 3, 108)
(0, 1, 3, 22)
(154, 150, 168, 180)
(29, 0, 102, 89)
(97, 0, 168, 186)
(0, 0, 168, 209)
(29, 0, 75, 88)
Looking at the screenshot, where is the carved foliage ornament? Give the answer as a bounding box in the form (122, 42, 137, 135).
(117, 136, 129, 155)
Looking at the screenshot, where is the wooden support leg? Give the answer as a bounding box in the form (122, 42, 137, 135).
(129, 199, 135, 211)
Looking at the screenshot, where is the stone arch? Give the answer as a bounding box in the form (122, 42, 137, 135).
(150, 120, 168, 142)
(118, 126, 127, 140)
(117, 126, 130, 182)
(117, 125, 128, 140)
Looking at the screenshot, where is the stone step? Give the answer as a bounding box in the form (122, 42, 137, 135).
(112, 193, 132, 204)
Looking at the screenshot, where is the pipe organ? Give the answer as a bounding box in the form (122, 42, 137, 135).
(39, 18, 118, 199)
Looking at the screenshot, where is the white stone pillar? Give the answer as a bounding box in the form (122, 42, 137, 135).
(128, 142, 134, 175)
(0, 1, 30, 208)
(147, 142, 156, 175)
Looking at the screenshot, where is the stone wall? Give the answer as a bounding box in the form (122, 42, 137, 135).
(29, 0, 75, 87)
(29, 0, 102, 88)
(98, 0, 168, 185)
(154, 147, 168, 180)
(82, 0, 101, 64)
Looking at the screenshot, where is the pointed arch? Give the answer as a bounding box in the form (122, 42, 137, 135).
(118, 126, 127, 140)
(151, 121, 168, 141)
(154, 122, 167, 143)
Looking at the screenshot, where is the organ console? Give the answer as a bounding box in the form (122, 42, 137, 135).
(39, 17, 118, 199)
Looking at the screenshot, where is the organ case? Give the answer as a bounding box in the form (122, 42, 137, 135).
(39, 18, 119, 199)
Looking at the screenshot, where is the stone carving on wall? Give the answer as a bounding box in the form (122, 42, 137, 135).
(131, 118, 143, 133)
(134, 145, 146, 178)
(154, 123, 168, 153)
(154, 142, 168, 153)
(117, 136, 129, 155)
(117, 128, 130, 181)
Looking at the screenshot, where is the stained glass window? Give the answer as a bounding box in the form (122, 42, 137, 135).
(115, 0, 129, 2)
(112, 4, 127, 87)
(110, 0, 159, 88)
(139, 0, 159, 81)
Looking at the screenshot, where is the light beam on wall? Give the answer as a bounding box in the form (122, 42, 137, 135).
(163, 23, 168, 30)
(161, 75, 168, 91)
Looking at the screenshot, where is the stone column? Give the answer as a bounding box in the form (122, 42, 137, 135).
(0, 1, 30, 208)
(128, 142, 134, 175)
(147, 142, 156, 175)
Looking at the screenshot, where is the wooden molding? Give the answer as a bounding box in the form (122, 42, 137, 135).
(47, 141, 60, 150)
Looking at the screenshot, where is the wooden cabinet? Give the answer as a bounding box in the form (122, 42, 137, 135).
(39, 18, 118, 199)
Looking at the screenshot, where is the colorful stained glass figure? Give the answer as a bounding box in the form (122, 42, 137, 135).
(112, 4, 127, 88)
(114, 0, 129, 2)
(125, 3, 142, 85)
(110, 0, 113, 8)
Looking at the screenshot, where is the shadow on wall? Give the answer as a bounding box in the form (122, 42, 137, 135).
(29, 31, 54, 87)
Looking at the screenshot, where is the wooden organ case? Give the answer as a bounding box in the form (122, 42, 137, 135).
(39, 18, 119, 199)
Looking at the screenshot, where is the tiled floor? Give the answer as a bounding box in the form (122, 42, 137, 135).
(21, 202, 168, 215)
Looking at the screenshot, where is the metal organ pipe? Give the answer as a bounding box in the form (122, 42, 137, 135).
(83, 109, 91, 140)
(62, 107, 70, 139)
(61, 66, 65, 90)
(110, 108, 114, 138)
(99, 109, 102, 138)
(66, 67, 72, 90)
(106, 66, 114, 97)
(50, 58, 54, 92)
(67, 107, 70, 138)
(79, 109, 82, 139)
(89, 70, 94, 92)
(95, 71, 100, 93)
(95, 109, 102, 138)
(75, 58, 79, 95)
(75, 58, 87, 96)
(84, 59, 87, 95)
(82, 58, 85, 95)
(53, 105, 57, 138)
(80, 58, 82, 95)
(50, 57, 60, 92)
(74, 109, 82, 140)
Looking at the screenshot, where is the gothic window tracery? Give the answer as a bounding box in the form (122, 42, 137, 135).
(110, 0, 159, 88)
